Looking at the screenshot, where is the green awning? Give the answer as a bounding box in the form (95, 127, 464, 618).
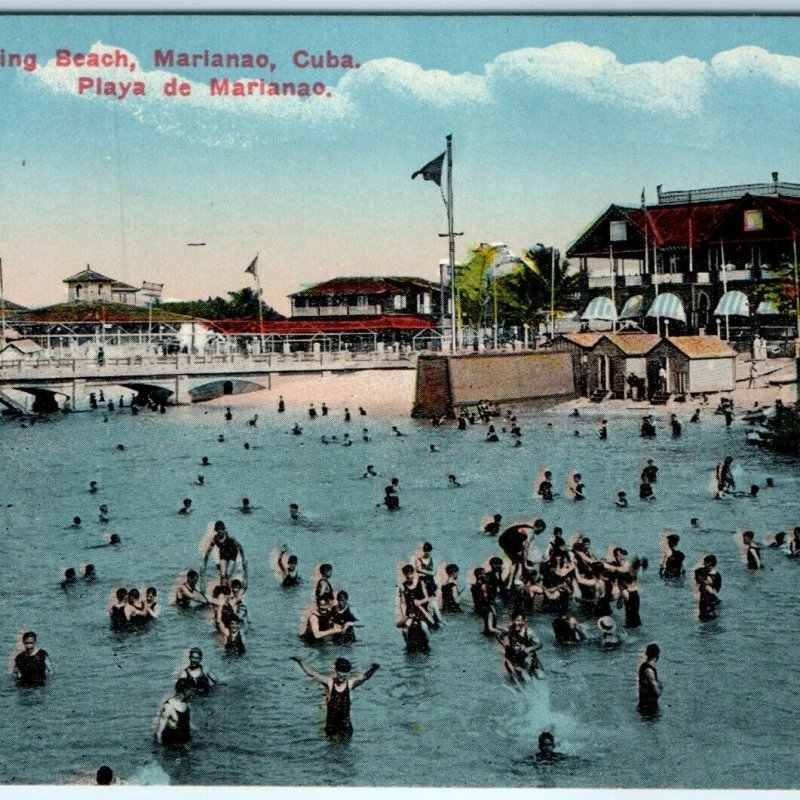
(619, 294, 644, 320)
(581, 295, 617, 321)
(714, 290, 750, 317)
(646, 292, 686, 323)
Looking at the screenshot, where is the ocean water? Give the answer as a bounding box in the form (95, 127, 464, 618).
(0, 395, 799, 788)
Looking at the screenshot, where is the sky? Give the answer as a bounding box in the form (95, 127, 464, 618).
(3, 14, 800, 314)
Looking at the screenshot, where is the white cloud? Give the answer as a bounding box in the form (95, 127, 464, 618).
(712, 45, 800, 89)
(28, 39, 717, 147)
(487, 42, 709, 116)
(339, 57, 490, 106)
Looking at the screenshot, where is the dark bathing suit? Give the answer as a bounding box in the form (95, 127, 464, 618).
(15, 650, 48, 686)
(161, 705, 191, 746)
(183, 668, 211, 696)
(325, 680, 354, 738)
(638, 662, 659, 715)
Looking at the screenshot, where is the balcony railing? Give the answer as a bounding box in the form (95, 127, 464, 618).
(723, 269, 751, 282)
(291, 304, 383, 317)
(653, 273, 684, 285)
(587, 275, 615, 288)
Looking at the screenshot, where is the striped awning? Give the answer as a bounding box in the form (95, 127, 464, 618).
(714, 290, 750, 317)
(618, 294, 645, 320)
(755, 300, 781, 315)
(646, 292, 686, 323)
(581, 295, 617, 321)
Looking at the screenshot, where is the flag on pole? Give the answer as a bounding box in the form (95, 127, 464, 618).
(244, 255, 258, 277)
(411, 152, 445, 186)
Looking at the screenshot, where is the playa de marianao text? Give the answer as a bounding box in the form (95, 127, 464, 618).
(11, 47, 360, 99)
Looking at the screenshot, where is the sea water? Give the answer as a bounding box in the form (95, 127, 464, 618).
(0, 397, 798, 788)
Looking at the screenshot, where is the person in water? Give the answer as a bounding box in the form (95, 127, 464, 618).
(742, 531, 763, 570)
(483, 513, 503, 536)
(440, 564, 464, 613)
(291, 656, 379, 739)
(694, 555, 722, 621)
(278, 550, 302, 587)
(155, 679, 192, 747)
(498, 612, 544, 682)
(61, 567, 77, 589)
(536, 731, 564, 763)
(181, 647, 218, 696)
(202, 521, 247, 586)
(597, 616, 620, 649)
(638, 643, 662, 717)
(331, 590, 358, 643)
(615, 491, 629, 509)
(659, 534, 686, 579)
(13, 631, 53, 687)
(178, 498, 192, 515)
(175, 570, 208, 608)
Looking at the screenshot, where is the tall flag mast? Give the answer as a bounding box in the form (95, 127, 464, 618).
(244, 253, 265, 353)
(412, 135, 458, 353)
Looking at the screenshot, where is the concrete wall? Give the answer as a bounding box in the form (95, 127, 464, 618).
(413, 351, 574, 417)
(688, 357, 736, 393)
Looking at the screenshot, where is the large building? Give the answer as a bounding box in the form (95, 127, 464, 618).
(567, 174, 800, 344)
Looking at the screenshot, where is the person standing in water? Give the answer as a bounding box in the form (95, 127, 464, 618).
(638, 643, 662, 717)
(13, 632, 53, 687)
(155, 679, 193, 746)
(291, 656, 379, 738)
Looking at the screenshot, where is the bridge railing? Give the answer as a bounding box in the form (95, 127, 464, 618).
(0, 348, 418, 378)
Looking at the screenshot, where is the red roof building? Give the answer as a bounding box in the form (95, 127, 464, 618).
(567, 175, 800, 340)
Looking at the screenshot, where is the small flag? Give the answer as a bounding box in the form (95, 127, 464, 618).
(641, 187, 646, 208)
(411, 152, 445, 186)
(244, 255, 258, 277)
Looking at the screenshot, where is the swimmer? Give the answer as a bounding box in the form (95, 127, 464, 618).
(741, 531, 763, 570)
(83, 563, 97, 582)
(440, 564, 464, 613)
(175, 570, 208, 608)
(715, 456, 735, 497)
(537, 470, 554, 502)
(247, 414, 258, 427)
(694, 555, 722, 621)
(290, 656, 379, 739)
(98, 504, 110, 523)
(486, 425, 499, 443)
(382, 486, 400, 511)
(155, 679, 192, 747)
(278, 549, 301, 587)
(292, 423, 303, 436)
(789, 527, 800, 557)
(244, 442, 250, 450)
(124, 588, 149, 626)
(321, 403, 328, 416)
(362, 465, 378, 478)
(61, 567, 77, 589)
(552, 611, 586, 645)
(391, 426, 405, 437)
(359, 407, 366, 416)
(616, 572, 642, 628)
(239, 498, 253, 514)
(447, 474, 461, 488)
(116, 444, 125, 451)
(483, 513, 502, 536)
(362, 428, 371, 442)
(224, 407, 232, 421)
(309, 404, 317, 419)
(13, 632, 53, 687)
(195, 475, 205, 486)
(670, 413, 682, 438)
(638, 643, 662, 717)
(570, 408, 580, 417)
(289, 503, 300, 522)
(616, 491, 628, 509)
(498, 613, 544, 683)
(182, 647, 218, 696)
(68, 516, 82, 529)
(598, 419, 608, 440)
(178, 498, 192, 515)
(202, 521, 247, 586)
(89, 481, 98, 494)
(765, 477, 775, 488)
(224, 617, 246, 656)
(470, 567, 498, 636)
(642, 459, 659, 483)
(344, 408, 351, 422)
(398, 565, 435, 650)
(597, 616, 620, 649)
(639, 476, 655, 501)
(331, 591, 358, 643)
(200, 456, 210, 467)
(536, 731, 564, 763)
(146, 587, 160, 619)
(109, 588, 128, 628)
(96, 767, 114, 785)
(767, 532, 787, 549)
(218, 434, 225, 443)
(430, 444, 439, 452)
(690, 408, 701, 423)
(659, 534, 686, 579)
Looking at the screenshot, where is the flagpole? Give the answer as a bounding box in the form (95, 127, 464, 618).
(0, 257, 6, 346)
(446, 134, 456, 354)
(253, 252, 265, 354)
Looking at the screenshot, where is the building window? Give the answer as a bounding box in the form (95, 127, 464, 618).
(744, 209, 764, 232)
(393, 294, 407, 311)
(357, 295, 368, 307)
(669, 255, 678, 274)
(609, 221, 627, 242)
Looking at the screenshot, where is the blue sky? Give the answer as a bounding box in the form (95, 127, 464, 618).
(3, 14, 800, 313)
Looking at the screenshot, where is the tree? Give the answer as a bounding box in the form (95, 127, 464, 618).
(160, 288, 282, 320)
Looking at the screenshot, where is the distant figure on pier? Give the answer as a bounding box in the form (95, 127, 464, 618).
(309, 404, 317, 419)
(321, 403, 328, 416)
(278, 396, 285, 413)
(344, 408, 351, 422)
(224, 407, 232, 421)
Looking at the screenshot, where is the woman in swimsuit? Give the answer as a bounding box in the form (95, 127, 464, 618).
(155, 679, 193, 746)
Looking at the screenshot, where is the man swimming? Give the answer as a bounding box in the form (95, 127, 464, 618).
(202, 521, 247, 586)
(13, 632, 53, 687)
(175, 569, 208, 607)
